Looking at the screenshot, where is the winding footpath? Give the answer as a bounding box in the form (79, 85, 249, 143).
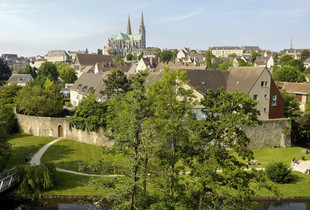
(30, 138, 310, 177)
(30, 137, 123, 177)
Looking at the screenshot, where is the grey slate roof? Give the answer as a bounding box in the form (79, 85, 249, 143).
(71, 73, 105, 98)
(47, 50, 68, 56)
(75, 54, 113, 66)
(8, 74, 33, 84)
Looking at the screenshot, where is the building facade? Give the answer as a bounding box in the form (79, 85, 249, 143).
(103, 13, 146, 56)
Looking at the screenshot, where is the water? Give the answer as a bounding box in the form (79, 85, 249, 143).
(1, 199, 310, 209)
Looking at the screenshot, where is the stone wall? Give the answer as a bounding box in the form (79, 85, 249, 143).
(15, 113, 112, 147)
(16, 113, 291, 149)
(244, 118, 291, 149)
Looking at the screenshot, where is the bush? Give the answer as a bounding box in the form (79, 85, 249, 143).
(15, 163, 57, 197)
(265, 162, 292, 184)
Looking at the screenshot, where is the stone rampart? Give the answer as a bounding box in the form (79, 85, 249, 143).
(15, 113, 112, 146)
(16, 113, 290, 149)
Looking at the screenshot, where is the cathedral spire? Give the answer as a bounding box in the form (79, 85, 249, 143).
(139, 11, 146, 48)
(141, 11, 144, 26)
(290, 36, 293, 49)
(127, 16, 132, 35)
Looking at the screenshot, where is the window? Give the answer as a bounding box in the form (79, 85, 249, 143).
(272, 95, 277, 106)
(253, 95, 258, 101)
(264, 94, 267, 99)
(261, 81, 268, 87)
(264, 108, 267, 112)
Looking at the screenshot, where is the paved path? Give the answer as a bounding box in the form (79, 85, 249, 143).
(30, 137, 124, 177)
(291, 160, 310, 174)
(30, 138, 63, 166)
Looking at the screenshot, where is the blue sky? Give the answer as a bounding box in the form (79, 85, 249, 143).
(0, 0, 309, 57)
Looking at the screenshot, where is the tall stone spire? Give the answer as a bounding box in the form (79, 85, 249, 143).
(290, 36, 293, 49)
(127, 16, 132, 35)
(139, 11, 146, 47)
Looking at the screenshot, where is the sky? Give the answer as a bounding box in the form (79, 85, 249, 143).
(0, 0, 309, 57)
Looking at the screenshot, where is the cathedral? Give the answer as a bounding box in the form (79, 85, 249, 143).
(103, 13, 146, 56)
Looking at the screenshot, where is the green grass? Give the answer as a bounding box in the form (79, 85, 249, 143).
(5, 133, 55, 170)
(252, 146, 310, 168)
(41, 139, 103, 171)
(42, 171, 107, 195)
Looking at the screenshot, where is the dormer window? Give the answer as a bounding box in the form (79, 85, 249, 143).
(82, 86, 88, 93)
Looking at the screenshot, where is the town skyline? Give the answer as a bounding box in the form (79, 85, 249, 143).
(1, 0, 309, 57)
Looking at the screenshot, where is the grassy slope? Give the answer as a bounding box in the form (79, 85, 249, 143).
(40, 139, 103, 171)
(5, 133, 55, 170)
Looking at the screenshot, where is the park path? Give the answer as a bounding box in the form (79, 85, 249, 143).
(30, 137, 123, 177)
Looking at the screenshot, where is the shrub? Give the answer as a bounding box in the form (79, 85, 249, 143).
(15, 163, 57, 197)
(265, 162, 292, 184)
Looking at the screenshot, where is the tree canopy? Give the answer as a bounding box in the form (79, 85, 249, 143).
(0, 59, 12, 81)
(97, 49, 103, 55)
(279, 54, 294, 66)
(57, 63, 77, 84)
(24, 64, 36, 78)
(252, 51, 261, 62)
(273, 65, 305, 82)
(102, 68, 130, 99)
(38, 62, 59, 82)
(300, 50, 310, 62)
(126, 53, 133, 61)
(282, 92, 302, 118)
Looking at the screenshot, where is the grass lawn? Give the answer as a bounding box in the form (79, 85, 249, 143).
(41, 139, 104, 171)
(5, 133, 55, 170)
(252, 146, 310, 168)
(42, 171, 107, 196)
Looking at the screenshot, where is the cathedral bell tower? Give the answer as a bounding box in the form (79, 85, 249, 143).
(139, 12, 146, 48)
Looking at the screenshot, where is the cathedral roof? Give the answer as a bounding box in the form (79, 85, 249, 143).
(111, 32, 141, 41)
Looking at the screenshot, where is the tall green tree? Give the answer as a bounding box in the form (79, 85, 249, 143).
(126, 53, 133, 61)
(300, 50, 310, 62)
(184, 88, 277, 209)
(106, 70, 151, 209)
(57, 63, 77, 84)
(102, 68, 130, 99)
(288, 59, 306, 72)
(273, 65, 305, 82)
(113, 55, 123, 63)
(205, 50, 212, 68)
(0, 59, 12, 81)
(97, 49, 103, 55)
(279, 54, 294, 66)
(38, 62, 59, 82)
(252, 51, 261, 62)
(24, 64, 36, 78)
(68, 94, 107, 131)
(282, 92, 302, 118)
(160, 50, 173, 63)
(148, 68, 195, 202)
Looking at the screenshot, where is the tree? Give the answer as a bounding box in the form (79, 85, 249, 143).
(57, 63, 77, 84)
(184, 88, 277, 209)
(219, 60, 232, 71)
(252, 51, 261, 62)
(228, 53, 237, 58)
(0, 83, 22, 105)
(68, 94, 107, 131)
(273, 65, 305, 82)
(300, 50, 310, 62)
(113, 55, 123, 63)
(15, 85, 63, 117)
(160, 50, 173, 63)
(288, 59, 306, 72)
(138, 52, 144, 61)
(147, 68, 195, 203)
(171, 49, 178, 62)
(38, 62, 59, 82)
(282, 92, 302, 118)
(126, 53, 133, 61)
(102, 68, 130, 99)
(106, 70, 151, 209)
(205, 50, 212, 68)
(24, 64, 36, 78)
(238, 59, 252, 66)
(97, 49, 103, 55)
(0, 103, 13, 171)
(266, 162, 292, 184)
(279, 54, 294, 66)
(0, 59, 12, 81)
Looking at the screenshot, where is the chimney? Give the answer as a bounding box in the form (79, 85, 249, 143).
(150, 58, 153, 67)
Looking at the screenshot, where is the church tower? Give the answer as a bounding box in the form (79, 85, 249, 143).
(139, 12, 146, 48)
(127, 16, 132, 35)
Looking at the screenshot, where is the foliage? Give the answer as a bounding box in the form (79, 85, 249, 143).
(102, 68, 130, 99)
(0, 59, 12, 81)
(126, 53, 133, 61)
(252, 51, 262, 62)
(205, 50, 212, 68)
(15, 85, 63, 117)
(219, 59, 232, 70)
(273, 65, 305, 82)
(97, 49, 103, 55)
(0, 105, 13, 172)
(57, 63, 77, 84)
(113, 55, 123, 63)
(138, 52, 144, 60)
(160, 49, 173, 63)
(67, 94, 107, 131)
(184, 88, 277, 209)
(15, 163, 57, 197)
(288, 59, 306, 72)
(38, 62, 59, 82)
(282, 92, 302, 118)
(30, 74, 48, 87)
(24, 64, 36, 78)
(300, 50, 310, 62)
(0, 83, 22, 105)
(265, 162, 292, 184)
(238, 59, 252, 66)
(228, 53, 237, 57)
(279, 55, 294, 66)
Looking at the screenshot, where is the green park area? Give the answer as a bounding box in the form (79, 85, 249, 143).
(5, 134, 310, 197)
